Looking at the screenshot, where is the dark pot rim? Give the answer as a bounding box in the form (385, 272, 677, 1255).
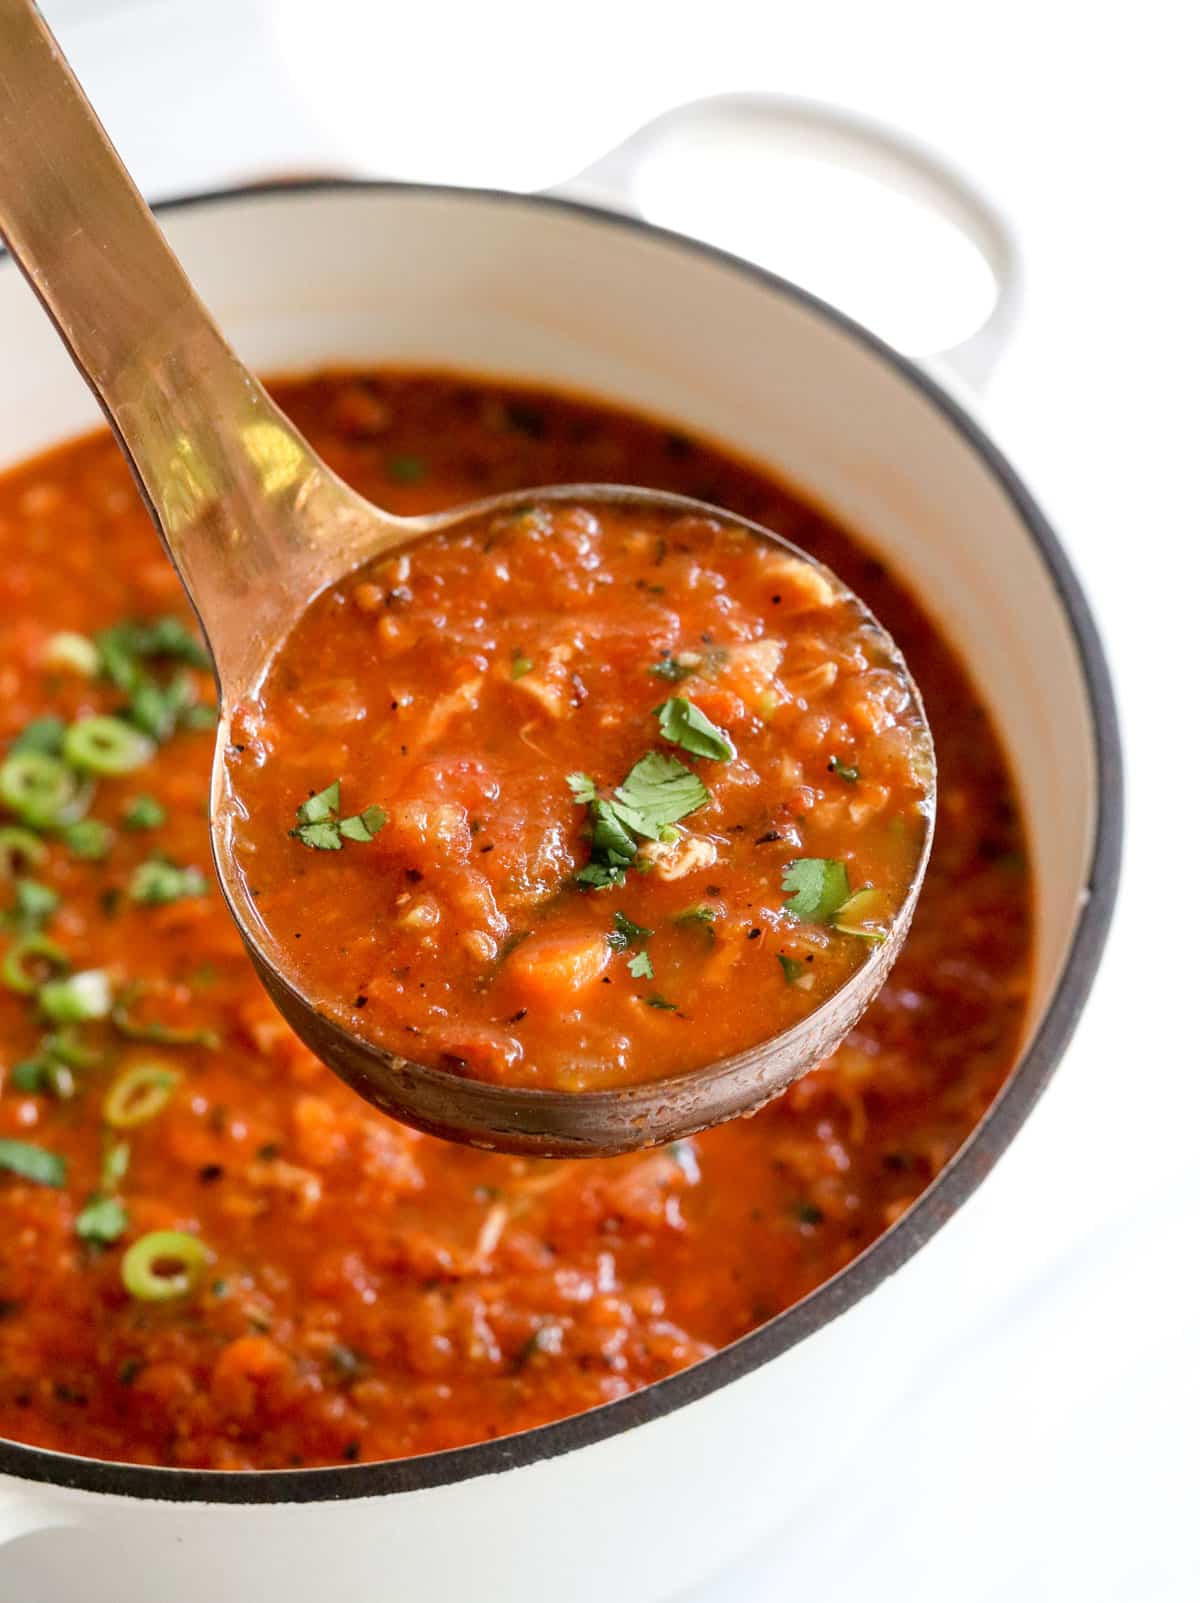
(0, 177, 1124, 1505)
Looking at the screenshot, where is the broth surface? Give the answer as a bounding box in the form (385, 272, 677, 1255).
(229, 498, 932, 1089)
(0, 372, 1031, 1469)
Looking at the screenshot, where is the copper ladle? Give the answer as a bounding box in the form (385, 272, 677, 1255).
(0, 0, 934, 1156)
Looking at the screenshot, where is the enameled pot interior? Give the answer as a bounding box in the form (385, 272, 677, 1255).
(0, 184, 1118, 1498)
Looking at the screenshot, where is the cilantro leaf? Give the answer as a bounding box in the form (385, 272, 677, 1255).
(673, 904, 717, 927)
(654, 698, 736, 762)
(295, 821, 343, 851)
(614, 752, 709, 833)
(338, 806, 388, 843)
(297, 781, 341, 825)
(61, 819, 113, 861)
(567, 772, 598, 805)
(11, 717, 66, 757)
(121, 794, 166, 831)
(129, 859, 208, 905)
(778, 953, 808, 985)
(781, 859, 850, 923)
(510, 651, 534, 681)
(0, 1138, 66, 1187)
(648, 656, 694, 683)
(291, 783, 387, 851)
(75, 1194, 128, 1245)
(628, 949, 654, 979)
(608, 910, 653, 951)
(644, 994, 677, 1011)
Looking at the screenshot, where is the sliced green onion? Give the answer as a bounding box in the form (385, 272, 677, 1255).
(0, 750, 92, 829)
(121, 1230, 211, 1302)
(0, 1137, 66, 1188)
(38, 968, 112, 1022)
(103, 1063, 179, 1129)
(63, 716, 154, 777)
(111, 993, 218, 1049)
(43, 632, 100, 677)
(0, 827, 48, 877)
(2, 932, 70, 994)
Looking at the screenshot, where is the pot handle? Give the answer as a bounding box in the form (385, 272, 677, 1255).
(547, 92, 1022, 392)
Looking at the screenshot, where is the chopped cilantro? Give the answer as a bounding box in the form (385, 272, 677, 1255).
(614, 752, 709, 833)
(778, 953, 807, 986)
(628, 949, 654, 979)
(654, 697, 736, 762)
(644, 994, 678, 1011)
(0, 1138, 65, 1187)
(510, 651, 534, 680)
(11, 717, 66, 757)
(129, 859, 208, 906)
(608, 910, 653, 951)
(121, 794, 166, 831)
(781, 859, 850, 923)
(648, 656, 693, 683)
(291, 782, 388, 851)
(570, 755, 709, 890)
(673, 904, 717, 927)
(297, 781, 340, 824)
(8, 878, 59, 929)
(75, 1194, 128, 1245)
(829, 756, 859, 783)
(61, 819, 113, 861)
(567, 772, 598, 805)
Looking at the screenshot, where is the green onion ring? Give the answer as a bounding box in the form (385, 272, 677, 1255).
(0, 751, 93, 829)
(1, 932, 70, 995)
(103, 1062, 180, 1129)
(63, 716, 155, 777)
(121, 1230, 211, 1302)
(0, 826, 48, 877)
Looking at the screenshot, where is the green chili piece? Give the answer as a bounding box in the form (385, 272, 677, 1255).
(121, 1230, 211, 1302)
(103, 1063, 180, 1129)
(63, 716, 155, 777)
(2, 932, 70, 994)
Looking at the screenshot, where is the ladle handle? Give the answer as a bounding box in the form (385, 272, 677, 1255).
(0, 0, 333, 680)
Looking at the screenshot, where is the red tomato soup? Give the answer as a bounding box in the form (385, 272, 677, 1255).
(228, 499, 933, 1089)
(0, 372, 1031, 1470)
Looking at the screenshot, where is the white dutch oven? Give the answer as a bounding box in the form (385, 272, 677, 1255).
(0, 96, 1120, 1603)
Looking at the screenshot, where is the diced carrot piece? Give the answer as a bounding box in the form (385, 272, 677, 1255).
(507, 928, 611, 1000)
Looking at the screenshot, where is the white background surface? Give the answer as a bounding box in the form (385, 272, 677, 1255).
(27, 3, 1200, 1598)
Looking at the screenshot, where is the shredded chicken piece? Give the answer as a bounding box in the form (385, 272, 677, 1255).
(638, 833, 720, 881)
(760, 553, 836, 609)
